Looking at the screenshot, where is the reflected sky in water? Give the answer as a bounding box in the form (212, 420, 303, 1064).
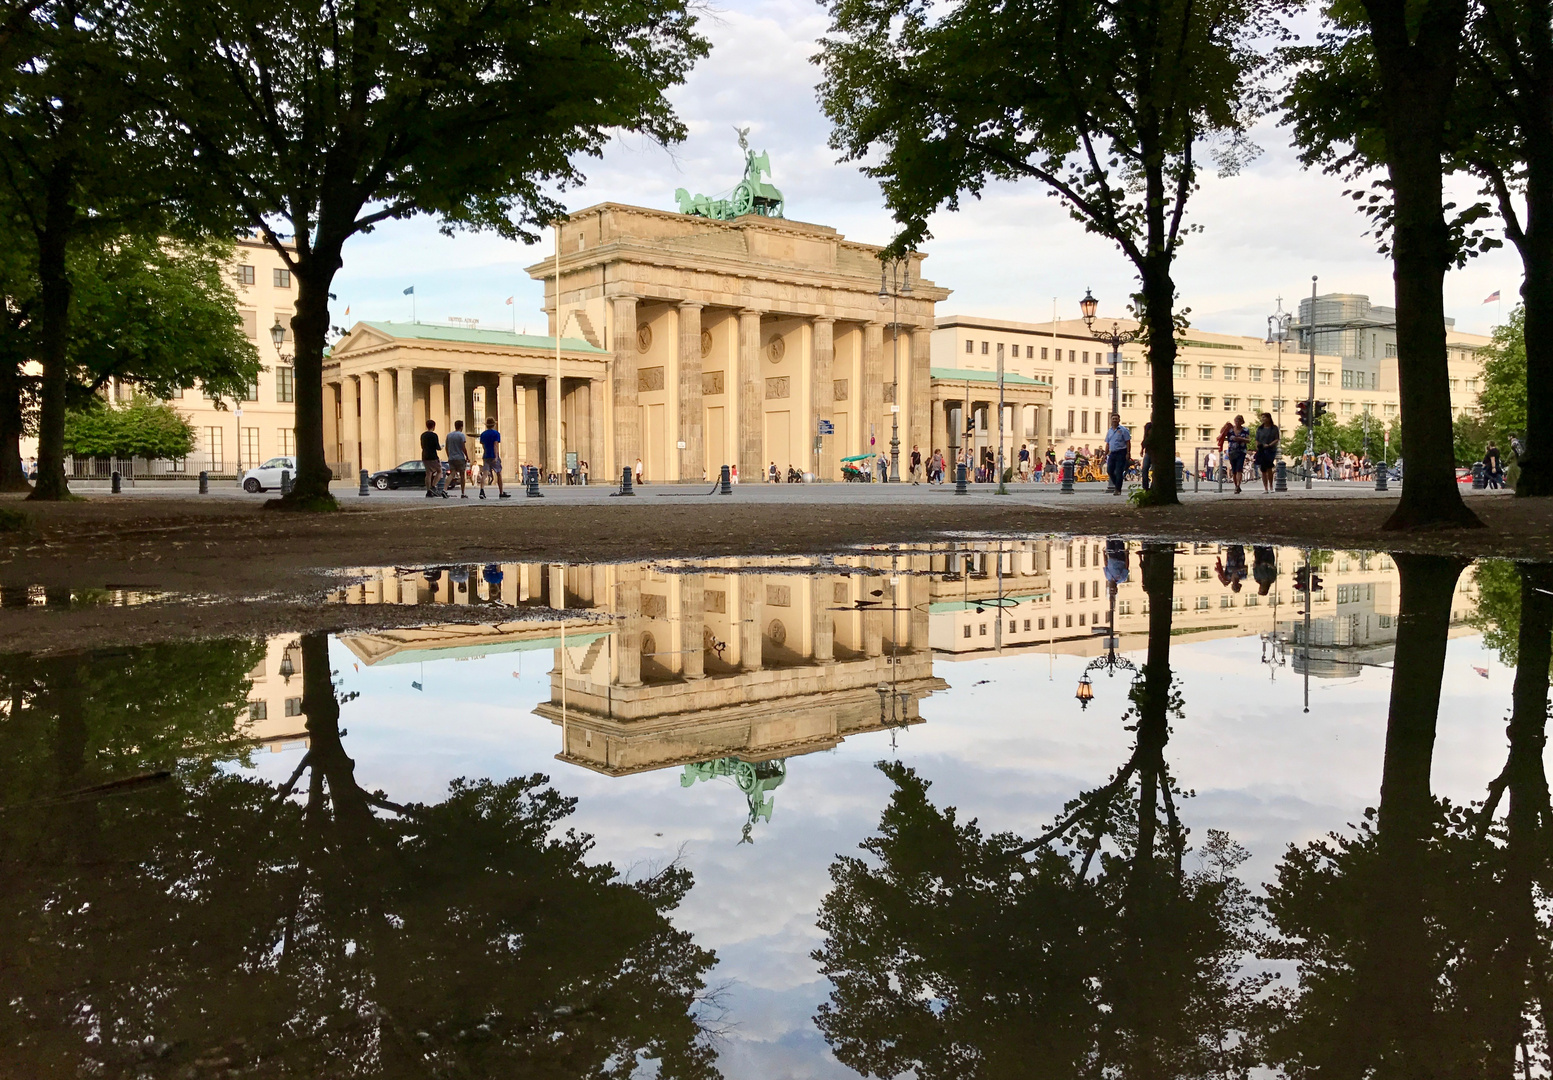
(0, 540, 1523, 1077)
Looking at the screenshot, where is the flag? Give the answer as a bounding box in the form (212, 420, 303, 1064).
(1472, 665, 1489, 678)
(1484, 290, 1500, 304)
(411, 680, 423, 691)
(505, 296, 513, 305)
(343, 305, 350, 316)
(403, 285, 415, 296)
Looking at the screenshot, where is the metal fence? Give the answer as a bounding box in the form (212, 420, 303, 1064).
(65, 456, 352, 483)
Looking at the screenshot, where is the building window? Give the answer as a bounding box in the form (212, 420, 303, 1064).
(1223, 396, 1236, 411)
(1370, 372, 1378, 389)
(978, 623, 987, 636)
(1066, 583, 1073, 599)
(1082, 351, 1090, 363)
(1121, 391, 1137, 407)
(1078, 613, 1086, 626)
(1272, 369, 1283, 382)
(236, 264, 255, 285)
(1223, 365, 1238, 380)
(1319, 370, 1332, 385)
(1341, 401, 1354, 415)
(1118, 600, 1132, 615)
(284, 696, 303, 716)
(1385, 342, 1398, 357)
(1067, 409, 1075, 433)
(1196, 596, 1210, 611)
(1038, 617, 1046, 630)
(1342, 369, 1354, 388)
(1069, 350, 1076, 362)
(1120, 360, 1137, 375)
(1026, 345, 1034, 358)
(276, 365, 294, 403)
(241, 427, 259, 466)
(963, 624, 971, 638)
(1041, 347, 1049, 360)
(273, 268, 291, 288)
(1173, 362, 1187, 378)
(1198, 426, 1213, 440)
(1079, 581, 1086, 599)
(1199, 364, 1214, 378)
(1249, 367, 1264, 381)
(965, 338, 974, 353)
(1023, 618, 1031, 631)
(203, 426, 224, 472)
(1273, 398, 1285, 411)
(1081, 378, 1089, 396)
(1248, 396, 1263, 411)
(1173, 393, 1187, 409)
(981, 341, 989, 354)
(1384, 403, 1397, 417)
(1175, 425, 1187, 440)
(243, 379, 259, 402)
(168, 386, 183, 400)
(241, 309, 257, 339)
(1081, 411, 1089, 433)
(1198, 395, 1213, 410)
(1068, 377, 1076, 394)
(247, 700, 267, 721)
(278, 429, 296, 456)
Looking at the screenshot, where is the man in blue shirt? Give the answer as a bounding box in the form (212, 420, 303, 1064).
(1104, 413, 1130, 495)
(477, 417, 511, 499)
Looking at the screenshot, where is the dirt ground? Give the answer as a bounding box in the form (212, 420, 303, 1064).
(0, 491, 1540, 653)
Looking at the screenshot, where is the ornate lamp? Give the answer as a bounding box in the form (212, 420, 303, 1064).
(1080, 287, 1099, 327)
(1075, 672, 1095, 708)
(270, 319, 287, 350)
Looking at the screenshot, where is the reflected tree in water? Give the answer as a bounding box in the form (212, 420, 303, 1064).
(1263, 556, 1553, 1076)
(812, 542, 1268, 1079)
(0, 633, 720, 1079)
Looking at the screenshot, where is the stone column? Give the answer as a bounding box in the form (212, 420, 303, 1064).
(378, 372, 399, 471)
(680, 573, 706, 679)
(449, 369, 466, 433)
(395, 366, 415, 463)
(496, 373, 513, 432)
(589, 379, 606, 482)
(812, 317, 835, 481)
(737, 310, 763, 481)
(863, 323, 885, 467)
(360, 372, 379, 472)
(908, 574, 930, 651)
(612, 296, 639, 480)
(678, 301, 704, 482)
(810, 576, 835, 663)
(340, 376, 360, 473)
(546, 374, 563, 477)
(739, 573, 763, 671)
(615, 566, 642, 687)
(323, 383, 340, 466)
(910, 326, 931, 462)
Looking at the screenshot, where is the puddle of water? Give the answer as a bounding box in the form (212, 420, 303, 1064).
(0, 539, 1534, 1077)
(0, 584, 172, 608)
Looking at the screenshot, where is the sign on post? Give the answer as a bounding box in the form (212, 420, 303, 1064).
(818, 419, 834, 435)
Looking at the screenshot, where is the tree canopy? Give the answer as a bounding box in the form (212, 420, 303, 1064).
(62, 396, 196, 460)
(135, 0, 710, 504)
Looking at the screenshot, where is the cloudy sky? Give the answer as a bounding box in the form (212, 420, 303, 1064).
(329, 0, 1523, 343)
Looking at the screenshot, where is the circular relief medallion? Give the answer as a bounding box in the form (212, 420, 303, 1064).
(767, 618, 787, 647)
(636, 324, 653, 353)
(767, 336, 786, 363)
(700, 329, 713, 358)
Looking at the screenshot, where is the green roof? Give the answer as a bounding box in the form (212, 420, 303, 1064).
(362, 320, 608, 354)
(369, 630, 610, 666)
(931, 366, 1048, 387)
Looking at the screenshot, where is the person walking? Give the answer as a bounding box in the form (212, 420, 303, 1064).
(877, 450, 889, 482)
(769, 461, 779, 483)
(1018, 443, 1030, 481)
(1485, 441, 1505, 488)
(477, 416, 510, 499)
(1225, 415, 1250, 494)
(420, 419, 444, 498)
(635, 457, 645, 486)
(1103, 413, 1130, 495)
(1254, 412, 1279, 493)
(1252, 545, 1278, 595)
(445, 420, 470, 498)
(909, 444, 923, 484)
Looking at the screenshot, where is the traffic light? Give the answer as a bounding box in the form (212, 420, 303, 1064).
(1295, 400, 1310, 427)
(1294, 567, 1309, 592)
(1312, 400, 1329, 423)
(1310, 573, 1324, 593)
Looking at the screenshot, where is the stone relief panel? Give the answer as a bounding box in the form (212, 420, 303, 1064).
(833, 581, 849, 604)
(703, 370, 725, 396)
(767, 336, 786, 363)
(765, 583, 791, 607)
(641, 593, 668, 619)
(638, 366, 665, 393)
(636, 325, 653, 353)
(766, 618, 787, 647)
(704, 589, 727, 614)
(700, 330, 713, 358)
(883, 382, 896, 404)
(765, 377, 790, 400)
(834, 379, 849, 401)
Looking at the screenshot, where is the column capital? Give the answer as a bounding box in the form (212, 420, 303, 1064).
(737, 307, 765, 318)
(811, 315, 836, 326)
(677, 299, 705, 311)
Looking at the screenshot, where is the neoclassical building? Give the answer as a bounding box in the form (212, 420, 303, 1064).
(323, 203, 1052, 481)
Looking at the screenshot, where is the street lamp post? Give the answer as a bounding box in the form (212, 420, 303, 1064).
(1267, 297, 1294, 437)
(878, 258, 913, 483)
(1080, 289, 1141, 487)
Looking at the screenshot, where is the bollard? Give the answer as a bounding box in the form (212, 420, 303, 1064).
(1472, 462, 1485, 489)
(359, 469, 370, 496)
(954, 463, 968, 495)
(526, 465, 544, 498)
(198, 470, 209, 495)
(1274, 459, 1287, 493)
(719, 464, 733, 495)
(1174, 460, 1185, 488)
(1217, 464, 1225, 493)
(1060, 461, 1074, 494)
(615, 465, 636, 496)
(281, 469, 292, 495)
(1375, 462, 1389, 492)
(111, 470, 121, 494)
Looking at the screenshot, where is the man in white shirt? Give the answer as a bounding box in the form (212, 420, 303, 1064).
(1104, 413, 1131, 494)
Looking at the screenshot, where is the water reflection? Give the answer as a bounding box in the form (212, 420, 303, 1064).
(0, 633, 718, 1078)
(0, 539, 1537, 1076)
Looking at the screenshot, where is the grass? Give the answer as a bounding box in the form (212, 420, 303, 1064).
(0, 507, 24, 532)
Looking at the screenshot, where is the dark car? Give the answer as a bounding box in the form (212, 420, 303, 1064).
(369, 459, 444, 490)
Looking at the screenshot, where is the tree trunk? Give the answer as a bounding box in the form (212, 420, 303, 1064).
(1141, 263, 1179, 507)
(1514, 156, 1553, 496)
(1361, 0, 1481, 529)
(277, 248, 342, 507)
(26, 161, 75, 502)
(0, 356, 30, 491)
